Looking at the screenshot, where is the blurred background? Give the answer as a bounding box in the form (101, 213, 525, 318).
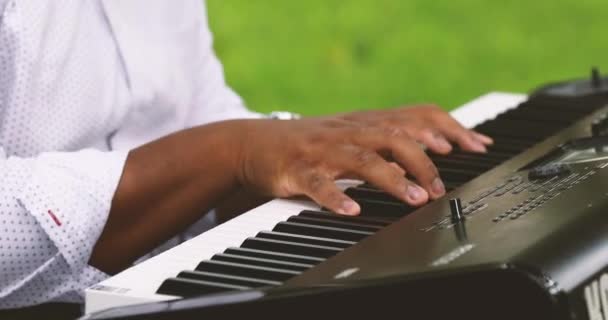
(207, 0, 608, 115)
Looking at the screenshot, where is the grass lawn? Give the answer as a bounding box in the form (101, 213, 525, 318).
(207, 0, 608, 115)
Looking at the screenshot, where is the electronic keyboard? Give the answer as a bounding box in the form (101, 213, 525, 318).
(82, 70, 608, 320)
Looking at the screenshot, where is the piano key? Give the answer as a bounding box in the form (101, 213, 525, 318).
(357, 198, 416, 217)
(488, 136, 536, 148)
(438, 168, 479, 182)
(241, 237, 342, 259)
(446, 152, 504, 165)
(157, 277, 249, 297)
(478, 148, 520, 158)
(287, 216, 383, 233)
(211, 253, 312, 272)
(491, 116, 565, 131)
(520, 101, 598, 113)
(273, 221, 372, 242)
(500, 108, 575, 124)
(344, 187, 402, 204)
(298, 210, 393, 226)
(430, 157, 494, 172)
(176, 270, 281, 287)
(476, 121, 556, 140)
(449, 92, 526, 129)
(195, 260, 300, 282)
(450, 150, 508, 162)
(255, 231, 355, 249)
(223, 247, 325, 265)
(85, 198, 314, 307)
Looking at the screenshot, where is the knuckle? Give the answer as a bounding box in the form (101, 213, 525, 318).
(419, 128, 436, 139)
(383, 126, 405, 138)
(322, 118, 352, 129)
(306, 171, 326, 192)
(352, 149, 378, 168)
(305, 132, 327, 146)
(327, 190, 345, 205)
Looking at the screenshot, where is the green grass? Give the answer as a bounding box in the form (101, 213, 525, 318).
(207, 0, 608, 115)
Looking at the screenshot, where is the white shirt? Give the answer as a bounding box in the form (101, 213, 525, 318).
(0, 0, 260, 309)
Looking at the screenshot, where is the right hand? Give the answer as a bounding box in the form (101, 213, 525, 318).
(233, 114, 472, 215)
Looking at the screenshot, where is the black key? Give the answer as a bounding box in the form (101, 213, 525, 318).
(501, 108, 574, 125)
(357, 198, 415, 217)
(196, 260, 299, 282)
(224, 247, 324, 265)
(452, 148, 509, 161)
(344, 187, 401, 204)
(476, 120, 556, 140)
(358, 182, 379, 190)
(299, 209, 393, 226)
(430, 157, 494, 172)
(157, 277, 249, 297)
(273, 221, 372, 242)
(256, 231, 355, 249)
(287, 216, 382, 233)
(447, 152, 504, 165)
(211, 253, 312, 272)
(488, 136, 536, 150)
(438, 168, 479, 184)
(177, 270, 281, 287)
(241, 237, 342, 259)
(486, 143, 527, 154)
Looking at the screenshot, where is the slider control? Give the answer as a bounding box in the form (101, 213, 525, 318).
(592, 67, 602, 88)
(450, 198, 465, 223)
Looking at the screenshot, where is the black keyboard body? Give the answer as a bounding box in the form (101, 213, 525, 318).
(81, 73, 608, 320)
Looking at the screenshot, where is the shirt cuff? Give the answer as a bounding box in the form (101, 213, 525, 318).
(15, 149, 128, 275)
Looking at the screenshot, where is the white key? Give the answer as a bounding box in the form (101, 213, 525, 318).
(450, 92, 527, 129)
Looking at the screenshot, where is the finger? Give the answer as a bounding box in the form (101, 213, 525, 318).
(472, 131, 494, 145)
(412, 129, 453, 155)
(378, 120, 453, 154)
(334, 145, 429, 206)
(388, 162, 406, 175)
(294, 168, 360, 216)
(389, 138, 446, 200)
(426, 110, 489, 153)
(346, 128, 445, 200)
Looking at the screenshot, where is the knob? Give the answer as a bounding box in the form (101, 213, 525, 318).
(591, 113, 608, 137)
(450, 198, 464, 223)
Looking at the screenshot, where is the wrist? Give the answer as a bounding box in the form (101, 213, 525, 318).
(267, 111, 301, 120)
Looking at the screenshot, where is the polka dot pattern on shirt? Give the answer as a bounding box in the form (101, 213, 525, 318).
(0, 0, 129, 308)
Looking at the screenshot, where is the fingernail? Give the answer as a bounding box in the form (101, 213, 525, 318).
(339, 200, 360, 215)
(406, 185, 424, 202)
(435, 137, 452, 151)
(473, 132, 494, 145)
(432, 177, 445, 195)
(471, 141, 487, 153)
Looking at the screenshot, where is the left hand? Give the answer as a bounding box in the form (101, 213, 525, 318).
(337, 104, 493, 154)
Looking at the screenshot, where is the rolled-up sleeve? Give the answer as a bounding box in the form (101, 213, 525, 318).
(0, 148, 127, 308)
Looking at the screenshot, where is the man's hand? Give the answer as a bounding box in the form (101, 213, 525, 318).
(338, 105, 493, 154)
(236, 105, 492, 216)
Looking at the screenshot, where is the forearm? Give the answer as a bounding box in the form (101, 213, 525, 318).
(90, 121, 246, 274)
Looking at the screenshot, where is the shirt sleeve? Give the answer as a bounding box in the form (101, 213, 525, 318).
(0, 147, 128, 308)
(184, 0, 264, 128)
